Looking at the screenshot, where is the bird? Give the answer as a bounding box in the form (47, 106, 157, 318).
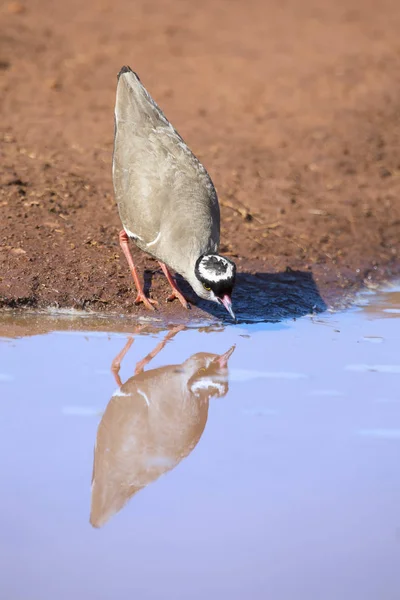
(112, 66, 237, 320)
(90, 326, 235, 528)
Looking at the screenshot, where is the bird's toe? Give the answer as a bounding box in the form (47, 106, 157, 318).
(166, 291, 193, 309)
(134, 293, 158, 310)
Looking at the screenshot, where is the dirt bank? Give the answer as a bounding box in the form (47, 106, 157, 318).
(1, 0, 400, 322)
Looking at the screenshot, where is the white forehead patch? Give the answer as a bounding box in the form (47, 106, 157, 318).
(190, 378, 226, 396)
(198, 255, 234, 283)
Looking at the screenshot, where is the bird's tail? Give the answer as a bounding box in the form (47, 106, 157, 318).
(115, 65, 171, 130)
(117, 65, 140, 81)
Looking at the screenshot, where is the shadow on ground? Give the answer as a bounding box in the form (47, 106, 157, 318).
(176, 269, 327, 324)
(0, 269, 327, 336)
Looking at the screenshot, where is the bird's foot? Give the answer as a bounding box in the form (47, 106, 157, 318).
(134, 293, 158, 311)
(166, 289, 194, 309)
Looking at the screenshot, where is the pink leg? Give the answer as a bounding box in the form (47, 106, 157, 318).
(158, 262, 193, 308)
(111, 336, 134, 387)
(119, 230, 158, 310)
(135, 325, 186, 375)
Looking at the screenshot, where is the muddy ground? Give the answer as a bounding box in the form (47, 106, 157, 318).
(1, 0, 400, 322)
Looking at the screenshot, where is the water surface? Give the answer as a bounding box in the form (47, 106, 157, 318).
(1, 285, 400, 600)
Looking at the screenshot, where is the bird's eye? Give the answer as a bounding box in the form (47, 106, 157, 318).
(203, 283, 211, 291)
(198, 367, 206, 373)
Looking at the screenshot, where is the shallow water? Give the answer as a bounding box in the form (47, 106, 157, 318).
(1, 285, 400, 600)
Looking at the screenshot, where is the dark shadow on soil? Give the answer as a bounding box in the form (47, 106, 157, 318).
(143, 269, 156, 298)
(177, 269, 327, 324)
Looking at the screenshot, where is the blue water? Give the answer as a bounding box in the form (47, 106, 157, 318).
(1, 286, 400, 600)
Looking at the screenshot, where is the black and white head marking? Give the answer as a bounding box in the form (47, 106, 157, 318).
(195, 254, 236, 298)
(197, 255, 235, 282)
(190, 378, 227, 397)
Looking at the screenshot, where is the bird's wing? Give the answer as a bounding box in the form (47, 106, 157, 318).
(112, 69, 219, 252)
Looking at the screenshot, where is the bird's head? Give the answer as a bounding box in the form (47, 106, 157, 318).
(193, 254, 237, 320)
(186, 346, 235, 399)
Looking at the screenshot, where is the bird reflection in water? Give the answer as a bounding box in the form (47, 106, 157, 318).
(90, 325, 235, 528)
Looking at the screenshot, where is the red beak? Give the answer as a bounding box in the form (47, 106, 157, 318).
(219, 295, 236, 321)
(213, 345, 236, 368)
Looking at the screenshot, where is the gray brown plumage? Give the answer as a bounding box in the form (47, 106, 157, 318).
(112, 66, 236, 318)
(90, 334, 234, 528)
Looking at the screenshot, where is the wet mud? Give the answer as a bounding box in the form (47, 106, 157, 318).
(1, 0, 400, 321)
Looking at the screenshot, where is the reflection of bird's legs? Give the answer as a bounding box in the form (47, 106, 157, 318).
(111, 325, 147, 386)
(111, 337, 134, 387)
(134, 325, 186, 375)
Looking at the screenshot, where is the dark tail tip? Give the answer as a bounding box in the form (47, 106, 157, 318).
(117, 66, 140, 81)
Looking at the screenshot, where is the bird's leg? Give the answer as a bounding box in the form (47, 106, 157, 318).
(135, 324, 186, 375)
(158, 262, 194, 308)
(118, 230, 158, 310)
(111, 336, 135, 387)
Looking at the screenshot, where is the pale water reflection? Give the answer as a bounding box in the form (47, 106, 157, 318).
(1, 284, 400, 600)
(91, 325, 234, 527)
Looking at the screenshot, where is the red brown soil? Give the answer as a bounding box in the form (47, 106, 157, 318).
(1, 0, 400, 321)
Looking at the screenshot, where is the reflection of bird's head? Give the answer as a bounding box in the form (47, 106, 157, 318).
(186, 346, 235, 399)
